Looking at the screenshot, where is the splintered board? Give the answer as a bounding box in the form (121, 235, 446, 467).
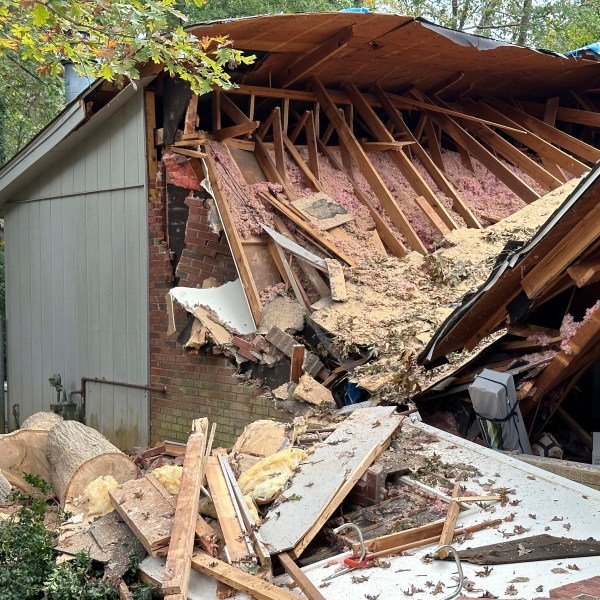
(258, 406, 402, 557)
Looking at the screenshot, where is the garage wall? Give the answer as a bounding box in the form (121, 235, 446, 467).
(4, 92, 149, 449)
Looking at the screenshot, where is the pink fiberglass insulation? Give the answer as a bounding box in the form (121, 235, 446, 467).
(206, 140, 279, 238)
(560, 299, 600, 354)
(163, 151, 203, 191)
(439, 150, 528, 224)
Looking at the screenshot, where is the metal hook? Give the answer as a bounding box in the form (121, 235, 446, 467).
(333, 522, 366, 562)
(434, 545, 464, 600)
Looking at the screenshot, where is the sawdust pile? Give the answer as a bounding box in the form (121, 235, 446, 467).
(310, 176, 583, 401)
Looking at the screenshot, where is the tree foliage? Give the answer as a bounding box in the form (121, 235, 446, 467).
(0, 0, 254, 94)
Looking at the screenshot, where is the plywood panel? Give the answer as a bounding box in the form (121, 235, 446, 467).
(258, 406, 402, 554)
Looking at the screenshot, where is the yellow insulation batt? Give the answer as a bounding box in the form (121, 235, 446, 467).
(82, 475, 119, 516)
(152, 465, 183, 494)
(238, 448, 307, 505)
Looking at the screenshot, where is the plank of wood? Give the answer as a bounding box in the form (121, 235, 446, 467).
(469, 100, 583, 178)
(507, 324, 561, 338)
(272, 217, 330, 298)
(344, 83, 458, 235)
(183, 94, 199, 138)
(201, 150, 262, 324)
(282, 135, 323, 192)
(168, 147, 207, 159)
(371, 85, 481, 230)
(410, 89, 539, 204)
(205, 456, 251, 564)
(258, 407, 403, 557)
(277, 26, 354, 88)
(316, 139, 408, 258)
(289, 111, 309, 144)
(414, 195, 450, 236)
(487, 99, 600, 164)
(213, 121, 260, 142)
(278, 552, 326, 600)
(259, 191, 357, 266)
(162, 419, 208, 598)
(305, 111, 320, 179)
(311, 78, 427, 254)
(145, 91, 158, 202)
(459, 119, 562, 191)
(172, 138, 207, 147)
(361, 141, 414, 152)
(271, 240, 312, 311)
(325, 258, 348, 301)
(290, 345, 305, 384)
(272, 107, 288, 185)
(521, 98, 600, 129)
(191, 552, 298, 600)
(521, 199, 600, 300)
(567, 256, 600, 288)
(543, 96, 560, 126)
(109, 477, 174, 556)
(438, 483, 461, 559)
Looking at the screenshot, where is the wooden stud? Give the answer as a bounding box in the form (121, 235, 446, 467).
(279, 552, 326, 600)
(249, 94, 255, 121)
(543, 96, 560, 126)
(213, 121, 260, 142)
(522, 199, 600, 300)
(311, 78, 427, 254)
(322, 121, 335, 145)
(289, 111, 309, 144)
(183, 94, 199, 139)
(414, 195, 450, 235)
(410, 89, 539, 203)
(305, 111, 320, 180)
(424, 116, 445, 172)
(568, 256, 600, 288)
(257, 109, 277, 140)
(283, 135, 322, 192)
(145, 91, 158, 202)
(372, 85, 481, 229)
(272, 107, 289, 185)
(488, 99, 600, 164)
(273, 216, 330, 298)
(338, 108, 354, 175)
(344, 83, 458, 234)
(290, 345, 305, 383)
(458, 119, 562, 191)
(259, 191, 357, 266)
(267, 240, 291, 288)
(317, 139, 407, 258)
(191, 552, 298, 600)
(201, 151, 262, 324)
(271, 241, 311, 311)
(162, 419, 208, 598)
(438, 483, 461, 559)
(205, 456, 250, 564)
(282, 97, 289, 134)
(277, 26, 354, 88)
(520, 98, 600, 129)
(167, 147, 206, 159)
(571, 91, 598, 113)
(469, 100, 583, 179)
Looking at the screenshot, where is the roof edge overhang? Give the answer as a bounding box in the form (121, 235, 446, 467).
(417, 162, 600, 368)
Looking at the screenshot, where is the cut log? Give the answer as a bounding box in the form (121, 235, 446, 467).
(0, 429, 52, 483)
(47, 420, 138, 506)
(0, 469, 12, 502)
(21, 411, 64, 431)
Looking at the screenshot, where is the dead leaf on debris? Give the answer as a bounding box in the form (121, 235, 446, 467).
(432, 582, 445, 595)
(505, 584, 518, 596)
(372, 559, 390, 569)
(481, 592, 498, 599)
(365, 594, 381, 600)
(528, 513, 536, 519)
(567, 564, 580, 570)
(402, 584, 424, 595)
(551, 567, 569, 574)
(475, 566, 493, 577)
(509, 577, 530, 583)
(544, 526, 551, 531)
(319, 582, 331, 588)
(517, 543, 532, 557)
(536, 585, 544, 592)
(509, 499, 521, 506)
(563, 523, 572, 531)
(504, 513, 516, 522)
(551, 516, 564, 521)
(513, 525, 531, 535)
(351, 575, 370, 583)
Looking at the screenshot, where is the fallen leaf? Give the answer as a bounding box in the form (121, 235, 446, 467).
(551, 567, 568, 574)
(509, 577, 530, 583)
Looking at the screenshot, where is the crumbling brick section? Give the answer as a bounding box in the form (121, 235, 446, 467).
(148, 161, 286, 448)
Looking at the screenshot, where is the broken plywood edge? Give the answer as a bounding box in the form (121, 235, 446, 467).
(258, 407, 403, 557)
(325, 259, 347, 302)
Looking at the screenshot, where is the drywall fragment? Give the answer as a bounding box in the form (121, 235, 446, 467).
(325, 259, 348, 302)
(292, 192, 354, 230)
(293, 374, 336, 407)
(258, 295, 305, 335)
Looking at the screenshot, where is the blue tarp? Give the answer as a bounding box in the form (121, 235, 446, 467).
(565, 42, 600, 59)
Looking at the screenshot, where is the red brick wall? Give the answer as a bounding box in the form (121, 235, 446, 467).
(148, 162, 286, 448)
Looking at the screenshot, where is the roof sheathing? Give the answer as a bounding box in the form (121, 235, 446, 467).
(188, 13, 600, 100)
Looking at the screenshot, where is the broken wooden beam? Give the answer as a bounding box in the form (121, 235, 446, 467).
(162, 418, 209, 599)
(438, 483, 461, 559)
(279, 552, 326, 600)
(325, 258, 348, 301)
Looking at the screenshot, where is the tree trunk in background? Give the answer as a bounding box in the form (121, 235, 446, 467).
(517, 0, 533, 45)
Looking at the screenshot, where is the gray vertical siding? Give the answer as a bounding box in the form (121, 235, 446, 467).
(4, 92, 149, 449)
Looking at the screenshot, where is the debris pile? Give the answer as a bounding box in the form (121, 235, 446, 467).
(3, 410, 600, 599)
